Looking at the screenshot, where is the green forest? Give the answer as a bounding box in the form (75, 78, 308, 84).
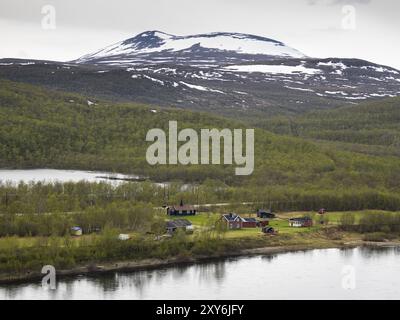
(0, 79, 400, 211)
(256, 97, 400, 157)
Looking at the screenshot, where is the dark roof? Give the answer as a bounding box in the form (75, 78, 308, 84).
(262, 226, 275, 232)
(166, 221, 177, 229)
(258, 209, 272, 214)
(289, 217, 312, 222)
(242, 217, 257, 222)
(222, 213, 241, 221)
(166, 219, 193, 229)
(169, 205, 196, 211)
(262, 226, 275, 233)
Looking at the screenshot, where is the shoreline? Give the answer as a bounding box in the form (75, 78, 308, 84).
(1, 240, 399, 286)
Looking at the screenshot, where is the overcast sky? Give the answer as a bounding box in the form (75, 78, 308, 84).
(0, 0, 399, 69)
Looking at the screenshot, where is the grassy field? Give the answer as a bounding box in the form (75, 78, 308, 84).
(170, 210, 400, 239)
(277, 210, 400, 224)
(1, 210, 399, 249)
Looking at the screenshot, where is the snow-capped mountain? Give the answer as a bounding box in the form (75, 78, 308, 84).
(74, 31, 306, 66)
(1, 31, 399, 119)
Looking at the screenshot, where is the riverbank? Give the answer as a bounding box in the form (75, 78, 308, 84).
(1, 238, 399, 286)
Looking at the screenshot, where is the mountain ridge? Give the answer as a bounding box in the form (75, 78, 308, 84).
(74, 30, 307, 66)
(0, 30, 399, 120)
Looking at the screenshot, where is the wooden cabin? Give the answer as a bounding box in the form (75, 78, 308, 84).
(167, 200, 197, 216)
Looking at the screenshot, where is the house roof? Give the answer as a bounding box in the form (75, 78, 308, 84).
(166, 219, 193, 228)
(222, 213, 241, 221)
(289, 217, 312, 222)
(169, 205, 195, 211)
(242, 217, 257, 222)
(258, 209, 272, 214)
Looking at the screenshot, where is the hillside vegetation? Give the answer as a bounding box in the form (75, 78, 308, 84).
(0, 79, 400, 210)
(257, 97, 400, 157)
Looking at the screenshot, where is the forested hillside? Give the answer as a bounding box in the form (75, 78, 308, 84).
(1, 79, 400, 210)
(257, 97, 400, 157)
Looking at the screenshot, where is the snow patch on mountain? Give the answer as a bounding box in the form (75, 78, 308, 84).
(223, 64, 322, 75)
(285, 86, 315, 92)
(75, 31, 306, 64)
(317, 61, 348, 69)
(180, 81, 225, 94)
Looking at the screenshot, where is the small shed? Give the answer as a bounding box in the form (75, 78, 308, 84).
(318, 208, 327, 215)
(289, 217, 313, 228)
(222, 213, 242, 229)
(118, 234, 131, 241)
(262, 226, 276, 234)
(257, 220, 269, 227)
(70, 227, 82, 236)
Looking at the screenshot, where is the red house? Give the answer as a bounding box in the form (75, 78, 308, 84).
(241, 217, 258, 228)
(222, 213, 242, 229)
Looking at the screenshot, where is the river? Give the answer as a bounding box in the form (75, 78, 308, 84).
(1, 247, 399, 300)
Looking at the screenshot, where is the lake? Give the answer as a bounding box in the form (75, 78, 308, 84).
(1, 247, 400, 300)
(0, 168, 192, 190)
(0, 169, 140, 185)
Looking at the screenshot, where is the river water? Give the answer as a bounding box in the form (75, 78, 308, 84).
(1, 247, 399, 300)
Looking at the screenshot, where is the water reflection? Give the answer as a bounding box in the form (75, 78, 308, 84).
(339, 247, 356, 259)
(358, 246, 399, 259)
(1, 247, 400, 300)
(260, 253, 278, 262)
